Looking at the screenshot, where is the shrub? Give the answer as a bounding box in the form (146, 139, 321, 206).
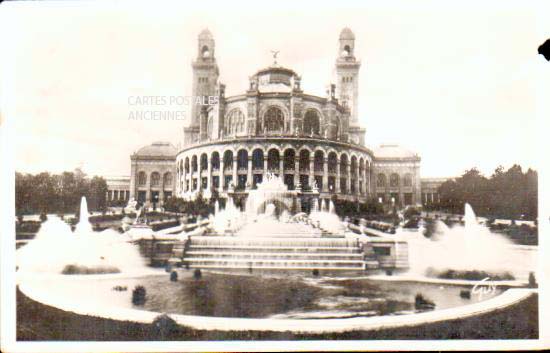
(39, 213, 48, 222)
(152, 314, 179, 338)
(528, 272, 537, 288)
(403, 206, 420, 219)
(193, 269, 202, 279)
(170, 271, 178, 282)
(435, 269, 515, 281)
(460, 290, 471, 299)
(312, 269, 319, 277)
(415, 293, 435, 310)
(132, 285, 147, 305)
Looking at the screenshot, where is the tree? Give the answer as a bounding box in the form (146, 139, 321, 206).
(437, 165, 537, 220)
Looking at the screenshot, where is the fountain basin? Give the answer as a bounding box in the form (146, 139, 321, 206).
(17, 271, 535, 335)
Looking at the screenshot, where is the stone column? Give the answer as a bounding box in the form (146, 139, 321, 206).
(355, 169, 362, 195)
(220, 160, 226, 190)
(279, 158, 284, 177)
(232, 156, 238, 187)
(294, 160, 300, 187)
(247, 156, 253, 187)
(146, 182, 151, 203)
(198, 166, 203, 191)
(322, 158, 329, 193)
(346, 165, 351, 194)
(207, 157, 212, 190)
(336, 162, 341, 193)
(309, 157, 314, 187)
(263, 158, 268, 177)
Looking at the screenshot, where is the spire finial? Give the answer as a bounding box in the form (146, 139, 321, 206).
(270, 50, 280, 66)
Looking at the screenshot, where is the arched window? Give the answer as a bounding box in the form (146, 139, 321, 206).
(404, 173, 412, 187)
(200, 153, 208, 171)
(390, 173, 399, 187)
(163, 172, 173, 187)
(252, 149, 264, 169)
(343, 45, 351, 56)
(264, 107, 284, 133)
(207, 116, 213, 138)
(314, 150, 324, 172)
(223, 150, 233, 171)
(350, 156, 358, 177)
(201, 45, 210, 58)
(151, 172, 160, 187)
(211, 152, 220, 170)
(328, 152, 338, 173)
(138, 171, 147, 186)
(340, 154, 349, 175)
(377, 174, 387, 188)
(299, 150, 310, 172)
(225, 109, 245, 136)
(283, 149, 295, 171)
(191, 155, 198, 172)
(184, 157, 189, 173)
(267, 149, 280, 171)
(303, 110, 320, 136)
(237, 149, 248, 170)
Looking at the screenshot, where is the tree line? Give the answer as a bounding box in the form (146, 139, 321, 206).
(431, 165, 537, 220)
(16, 169, 108, 215)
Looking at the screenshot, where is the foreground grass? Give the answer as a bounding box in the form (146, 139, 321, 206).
(17, 288, 538, 340)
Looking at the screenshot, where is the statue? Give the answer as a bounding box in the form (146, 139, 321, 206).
(312, 179, 319, 193)
(124, 197, 138, 214)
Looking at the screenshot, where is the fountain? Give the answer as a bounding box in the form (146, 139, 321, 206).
(16, 194, 536, 333)
(17, 196, 146, 275)
(405, 203, 536, 280)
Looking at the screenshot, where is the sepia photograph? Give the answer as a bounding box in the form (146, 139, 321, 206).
(1, 0, 549, 351)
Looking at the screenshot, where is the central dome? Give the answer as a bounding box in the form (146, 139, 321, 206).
(252, 65, 299, 93)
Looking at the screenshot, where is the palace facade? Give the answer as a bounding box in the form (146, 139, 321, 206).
(125, 28, 425, 209)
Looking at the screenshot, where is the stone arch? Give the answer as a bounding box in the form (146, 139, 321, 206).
(252, 148, 264, 170)
(237, 149, 248, 170)
(263, 106, 285, 133)
(150, 172, 161, 187)
(267, 148, 280, 171)
(390, 173, 400, 187)
(211, 151, 220, 170)
(184, 157, 190, 174)
(350, 155, 358, 176)
(191, 155, 198, 172)
(255, 198, 291, 217)
(303, 108, 321, 136)
(163, 172, 173, 188)
(200, 153, 208, 171)
(223, 150, 233, 171)
(377, 173, 387, 188)
(299, 149, 310, 172)
(314, 150, 324, 172)
(404, 173, 413, 187)
(137, 171, 147, 186)
(224, 108, 245, 136)
(283, 148, 296, 171)
(327, 151, 338, 173)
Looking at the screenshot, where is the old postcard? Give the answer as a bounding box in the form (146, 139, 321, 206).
(1, 0, 549, 351)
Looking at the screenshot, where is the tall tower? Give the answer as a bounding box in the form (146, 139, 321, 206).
(191, 29, 219, 127)
(335, 28, 361, 126)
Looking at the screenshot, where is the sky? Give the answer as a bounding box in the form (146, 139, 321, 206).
(2, 0, 549, 179)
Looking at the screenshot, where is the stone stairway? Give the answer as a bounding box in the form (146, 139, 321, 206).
(180, 236, 366, 271)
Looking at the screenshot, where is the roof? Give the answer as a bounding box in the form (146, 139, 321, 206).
(198, 28, 213, 40)
(135, 142, 177, 158)
(372, 144, 419, 159)
(340, 27, 355, 40)
(253, 65, 299, 78)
